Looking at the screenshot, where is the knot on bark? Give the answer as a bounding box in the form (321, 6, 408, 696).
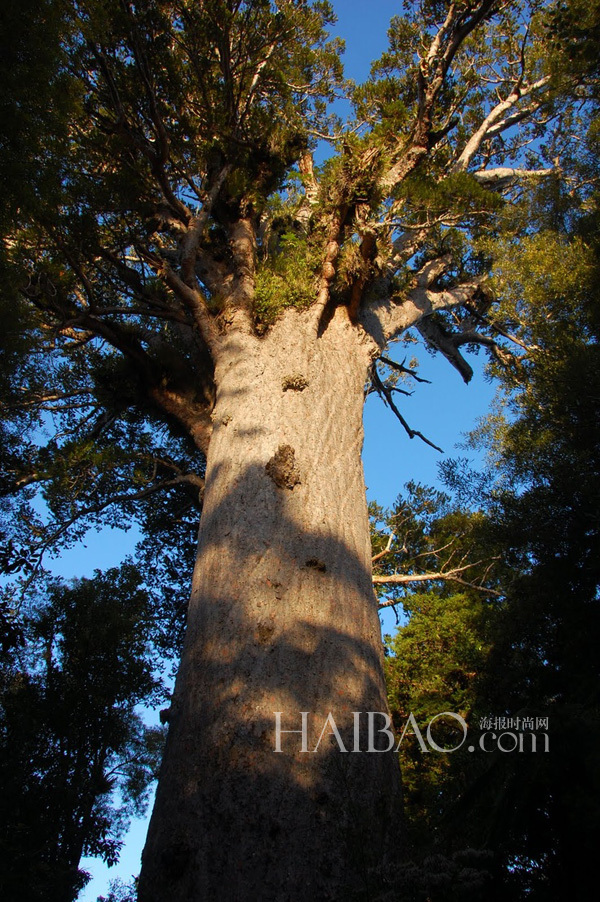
(304, 558, 327, 572)
(265, 444, 301, 490)
(256, 618, 275, 644)
(282, 373, 309, 392)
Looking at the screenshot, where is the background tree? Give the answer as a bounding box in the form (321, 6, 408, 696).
(384, 215, 600, 898)
(382, 3, 600, 891)
(0, 1, 592, 898)
(372, 488, 503, 899)
(0, 566, 165, 902)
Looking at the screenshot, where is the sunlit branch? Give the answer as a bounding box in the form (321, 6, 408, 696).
(375, 569, 503, 603)
(374, 554, 503, 600)
(371, 531, 395, 564)
(472, 166, 556, 189)
(417, 316, 474, 383)
(452, 75, 551, 173)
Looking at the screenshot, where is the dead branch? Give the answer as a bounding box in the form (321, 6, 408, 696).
(472, 166, 556, 189)
(452, 76, 550, 173)
(370, 363, 443, 452)
(379, 355, 431, 384)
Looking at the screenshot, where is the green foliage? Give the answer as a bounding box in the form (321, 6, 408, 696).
(0, 0, 347, 604)
(386, 328, 600, 892)
(386, 590, 492, 836)
(381, 13, 600, 875)
(371, 483, 498, 607)
(0, 566, 166, 902)
(253, 231, 319, 325)
(98, 878, 138, 902)
(482, 230, 595, 354)
(0, 0, 588, 598)
(0, 0, 75, 236)
(395, 170, 504, 223)
(471, 192, 600, 897)
(548, 0, 600, 81)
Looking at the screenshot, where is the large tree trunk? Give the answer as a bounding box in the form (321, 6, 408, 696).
(138, 310, 401, 901)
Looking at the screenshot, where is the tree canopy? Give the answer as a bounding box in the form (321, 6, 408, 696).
(2, 0, 588, 582)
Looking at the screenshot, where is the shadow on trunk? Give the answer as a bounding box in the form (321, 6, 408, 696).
(139, 455, 403, 902)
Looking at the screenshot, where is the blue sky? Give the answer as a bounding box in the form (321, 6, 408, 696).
(75, 2, 497, 897)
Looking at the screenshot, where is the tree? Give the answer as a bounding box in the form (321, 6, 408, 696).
(462, 213, 600, 898)
(0, 567, 165, 902)
(459, 13, 600, 891)
(0, 1, 588, 897)
(385, 218, 600, 896)
(382, 7, 600, 888)
(374, 488, 503, 898)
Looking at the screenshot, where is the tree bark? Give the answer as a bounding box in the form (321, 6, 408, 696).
(138, 309, 402, 901)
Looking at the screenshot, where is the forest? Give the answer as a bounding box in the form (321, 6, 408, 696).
(1, 0, 599, 900)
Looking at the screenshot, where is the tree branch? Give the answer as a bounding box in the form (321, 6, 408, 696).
(180, 164, 232, 289)
(372, 532, 395, 564)
(19, 474, 205, 588)
(374, 554, 502, 600)
(375, 568, 503, 603)
(379, 355, 431, 384)
(472, 166, 556, 189)
(417, 316, 474, 383)
(296, 152, 320, 227)
(378, 0, 499, 193)
(370, 363, 443, 451)
(361, 269, 482, 349)
(140, 252, 221, 357)
(452, 76, 550, 173)
(227, 217, 256, 331)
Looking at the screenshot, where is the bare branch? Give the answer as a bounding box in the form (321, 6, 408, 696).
(311, 212, 346, 333)
(374, 554, 502, 600)
(180, 164, 232, 288)
(361, 273, 482, 349)
(370, 363, 443, 452)
(141, 252, 221, 356)
(485, 102, 549, 139)
(227, 217, 256, 327)
(386, 227, 431, 275)
(417, 316, 474, 383)
(378, 1, 499, 193)
(379, 355, 431, 384)
(416, 255, 453, 287)
(296, 152, 320, 227)
(238, 42, 277, 122)
(372, 532, 395, 564)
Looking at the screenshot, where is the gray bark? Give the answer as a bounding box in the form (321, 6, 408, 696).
(138, 309, 402, 901)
